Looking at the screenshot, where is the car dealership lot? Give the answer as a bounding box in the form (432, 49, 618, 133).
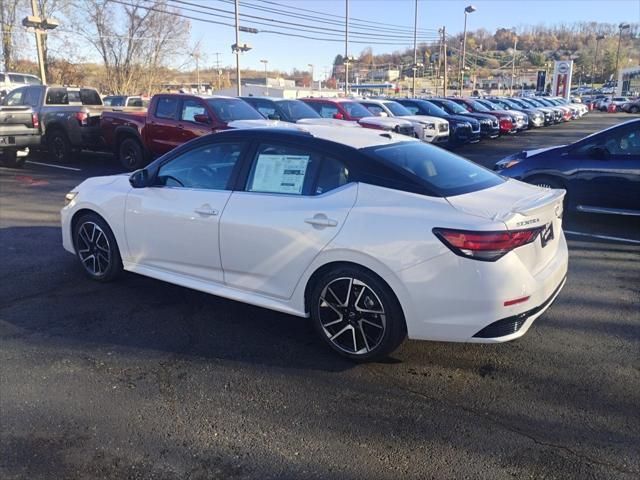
(1, 113, 638, 479)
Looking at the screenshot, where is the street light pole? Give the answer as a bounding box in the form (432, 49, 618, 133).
(591, 34, 605, 94)
(260, 59, 268, 95)
(442, 26, 448, 96)
(234, 0, 241, 96)
(344, 0, 349, 95)
(308, 63, 315, 91)
(412, 0, 418, 97)
(459, 5, 476, 97)
(29, 0, 47, 84)
(615, 23, 630, 92)
(510, 34, 518, 96)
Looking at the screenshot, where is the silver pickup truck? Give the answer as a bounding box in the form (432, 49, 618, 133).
(0, 105, 40, 167)
(2, 85, 107, 163)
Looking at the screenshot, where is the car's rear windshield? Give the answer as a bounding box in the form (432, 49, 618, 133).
(275, 100, 320, 121)
(207, 98, 263, 121)
(45, 88, 102, 105)
(363, 141, 503, 197)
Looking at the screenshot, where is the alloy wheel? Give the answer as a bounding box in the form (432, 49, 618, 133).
(318, 277, 386, 355)
(77, 221, 111, 276)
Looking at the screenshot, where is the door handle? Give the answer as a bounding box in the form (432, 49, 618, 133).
(194, 206, 219, 217)
(305, 214, 338, 228)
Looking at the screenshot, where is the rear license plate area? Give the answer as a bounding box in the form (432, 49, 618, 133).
(540, 223, 554, 247)
(0, 136, 15, 145)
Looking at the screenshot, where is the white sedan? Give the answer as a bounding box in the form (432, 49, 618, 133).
(61, 125, 568, 361)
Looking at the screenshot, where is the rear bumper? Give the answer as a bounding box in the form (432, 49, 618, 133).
(0, 134, 41, 150)
(399, 232, 569, 342)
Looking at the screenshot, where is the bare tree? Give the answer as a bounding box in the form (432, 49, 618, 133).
(1, 0, 28, 71)
(73, 0, 189, 93)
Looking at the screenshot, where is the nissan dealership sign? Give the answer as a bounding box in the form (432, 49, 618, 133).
(551, 60, 573, 100)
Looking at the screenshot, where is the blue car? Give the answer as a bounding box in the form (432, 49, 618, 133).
(495, 119, 640, 215)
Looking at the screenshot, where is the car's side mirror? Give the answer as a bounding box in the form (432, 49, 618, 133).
(589, 146, 609, 160)
(267, 113, 281, 120)
(129, 169, 149, 188)
(193, 113, 210, 124)
(333, 112, 344, 120)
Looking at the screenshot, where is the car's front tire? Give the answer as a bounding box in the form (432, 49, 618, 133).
(309, 265, 406, 362)
(73, 213, 123, 282)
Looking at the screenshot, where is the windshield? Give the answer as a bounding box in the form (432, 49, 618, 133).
(421, 100, 448, 116)
(342, 101, 374, 119)
(384, 101, 412, 116)
(207, 98, 263, 121)
(477, 99, 498, 111)
(437, 100, 468, 114)
(364, 141, 503, 197)
(468, 100, 490, 112)
(275, 100, 320, 121)
(500, 98, 521, 109)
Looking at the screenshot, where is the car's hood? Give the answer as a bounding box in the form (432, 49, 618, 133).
(494, 145, 566, 169)
(461, 112, 497, 122)
(296, 118, 361, 127)
(445, 114, 477, 124)
(227, 119, 283, 129)
(399, 115, 448, 125)
(357, 116, 413, 128)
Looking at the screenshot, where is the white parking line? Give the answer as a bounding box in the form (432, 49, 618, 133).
(564, 230, 640, 245)
(25, 160, 82, 172)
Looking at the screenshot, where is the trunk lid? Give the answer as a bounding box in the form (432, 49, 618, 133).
(446, 180, 565, 274)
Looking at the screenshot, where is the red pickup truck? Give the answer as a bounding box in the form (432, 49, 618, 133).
(101, 93, 271, 170)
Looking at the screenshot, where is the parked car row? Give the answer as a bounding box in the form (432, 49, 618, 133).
(0, 85, 588, 170)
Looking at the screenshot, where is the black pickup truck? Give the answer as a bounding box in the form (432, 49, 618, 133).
(0, 105, 40, 168)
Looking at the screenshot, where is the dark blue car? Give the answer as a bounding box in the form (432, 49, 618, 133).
(495, 119, 640, 215)
(395, 98, 481, 146)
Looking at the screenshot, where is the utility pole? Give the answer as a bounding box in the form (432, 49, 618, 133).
(615, 23, 630, 93)
(29, 0, 47, 84)
(510, 34, 518, 95)
(591, 35, 604, 94)
(260, 59, 268, 95)
(234, 0, 241, 96)
(213, 52, 221, 91)
(412, 0, 418, 97)
(344, 0, 349, 95)
(442, 26, 448, 97)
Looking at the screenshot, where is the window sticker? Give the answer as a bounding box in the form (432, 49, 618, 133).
(251, 154, 310, 194)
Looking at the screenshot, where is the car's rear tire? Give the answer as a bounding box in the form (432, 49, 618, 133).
(118, 137, 147, 171)
(0, 150, 26, 168)
(73, 212, 123, 282)
(47, 129, 73, 163)
(630, 106, 639, 113)
(309, 265, 406, 362)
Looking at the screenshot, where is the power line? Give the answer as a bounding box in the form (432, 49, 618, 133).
(106, 0, 438, 46)
(166, 0, 440, 41)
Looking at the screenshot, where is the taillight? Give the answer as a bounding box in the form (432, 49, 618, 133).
(32, 112, 39, 129)
(433, 227, 542, 261)
(75, 111, 88, 126)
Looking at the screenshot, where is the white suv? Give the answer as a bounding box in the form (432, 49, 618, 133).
(0, 72, 41, 98)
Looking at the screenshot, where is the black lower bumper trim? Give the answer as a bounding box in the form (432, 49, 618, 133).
(473, 276, 566, 339)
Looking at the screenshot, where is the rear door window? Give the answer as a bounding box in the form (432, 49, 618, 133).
(155, 97, 180, 120)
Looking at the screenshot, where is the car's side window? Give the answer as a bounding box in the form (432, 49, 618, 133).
(4, 89, 24, 105)
(181, 99, 207, 122)
(364, 104, 385, 116)
(155, 97, 179, 120)
(403, 104, 420, 115)
(314, 157, 350, 195)
(318, 104, 340, 118)
(604, 128, 640, 156)
(253, 100, 277, 119)
(246, 143, 319, 195)
(156, 142, 245, 190)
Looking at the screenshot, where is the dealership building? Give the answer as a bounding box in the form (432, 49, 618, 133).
(617, 66, 640, 95)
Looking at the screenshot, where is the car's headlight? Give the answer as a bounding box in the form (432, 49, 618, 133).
(65, 191, 78, 205)
(424, 122, 436, 129)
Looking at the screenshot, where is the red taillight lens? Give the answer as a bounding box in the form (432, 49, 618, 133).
(32, 112, 39, 129)
(75, 111, 88, 126)
(433, 227, 542, 261)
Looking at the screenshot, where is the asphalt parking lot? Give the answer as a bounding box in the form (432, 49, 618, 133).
(1, 112, 639, 479)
